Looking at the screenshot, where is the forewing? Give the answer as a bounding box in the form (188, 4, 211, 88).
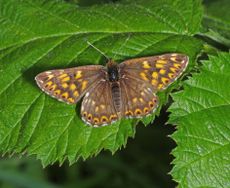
(35, 65, 105, 104)
(120, 76, 159, 118)
(119, 53, 189, 91)
(81, 81, 118, 127)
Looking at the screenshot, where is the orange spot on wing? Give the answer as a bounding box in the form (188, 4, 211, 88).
(95, 106, 99, 112)
(47, 75, 54, 80)
(157, 84, 163, 90)
(87, 114, 92, 120)
(125, 111, 133, 116)
(58, 74, 68, 79)
(101, 116, 109, 123)
(45, 81, 53, 88)
(110, 114, 117, 121)
(62, 83, 68, 88)
(142, 61, 151, 69)
(168, 73, 175, 79)
(49, 84, 57, 91)
(161, 77, 169, 85)
(139, 98, 144, 103)
(83, 112, 87, 117)
(157, 60, 167, 64)
(100, 104, 105, 109)
(135, 109, 142, 115)
(144, 107, 149, 113)
(149, 101, 154, 108)
(156, 63, 164, 68)
(68, 98, 74, 103)
(170, 57, 177, 62)
(73, 91, 79, 97)
(152, 72, 158, 79)
(75, 71, 82, 79)
(151, 79, 158, 86)
(62, 76, 70, 82)
(94, 118, 100, 124)
(132, 97, 138, 103)
(159, 69, 166, 75)
(58, 73, 68, 79)
(61, 92, 69, 99)
(70, 83, 76, 90)
(54, 90, 61, 95)
(174, 63, 182, 69)
(81, 81, 88, 91)
(140, 72, 149, 81)
(170, 67, 177, 73)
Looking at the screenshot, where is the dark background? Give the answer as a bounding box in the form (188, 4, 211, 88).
(0, 109, 176, 188)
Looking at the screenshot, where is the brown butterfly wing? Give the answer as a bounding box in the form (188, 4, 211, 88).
(119, 76, 159, 118)
(119, 53, 189, 91)
(81, 80, 118, 127)
(35, 65, 105, 104)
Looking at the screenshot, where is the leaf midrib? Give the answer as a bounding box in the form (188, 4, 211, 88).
(173, 142, 230, 177)
(0, 31, 181, 52)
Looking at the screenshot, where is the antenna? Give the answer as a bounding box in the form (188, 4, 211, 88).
(87, 41, 109, 60)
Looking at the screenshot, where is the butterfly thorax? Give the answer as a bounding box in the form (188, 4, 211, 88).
(107, 60, 119, 82)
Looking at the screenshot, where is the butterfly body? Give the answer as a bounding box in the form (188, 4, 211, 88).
(105, 61, 122, 116)
(35, 53, 189, 127)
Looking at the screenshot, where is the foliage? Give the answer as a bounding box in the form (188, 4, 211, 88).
(169, 52, 230, 187)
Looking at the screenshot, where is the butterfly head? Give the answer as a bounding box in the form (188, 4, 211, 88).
(107, 60, 119, 82)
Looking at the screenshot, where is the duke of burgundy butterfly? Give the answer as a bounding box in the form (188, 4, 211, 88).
(35, 44, 188, 127)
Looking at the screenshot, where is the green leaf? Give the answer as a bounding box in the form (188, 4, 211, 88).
(169, 52, 230, 187)
(0, 0, 203, 166)
(202, 0, 230, 47)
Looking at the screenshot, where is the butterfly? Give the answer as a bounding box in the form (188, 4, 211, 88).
(35, 53, 188, 127)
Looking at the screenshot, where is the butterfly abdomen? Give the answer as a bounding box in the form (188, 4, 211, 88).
(111, 83, 121, 114)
